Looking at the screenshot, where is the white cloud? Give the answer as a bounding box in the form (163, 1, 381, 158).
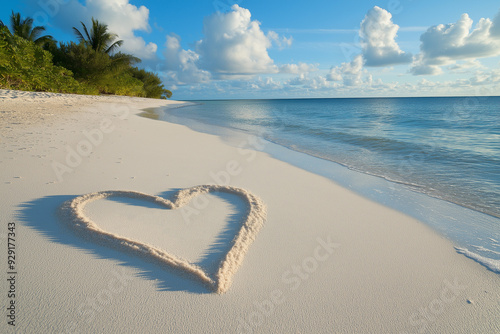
(321, 6, 408, 91)
(279, 63, 318, 74)
(251, 77, 283, 90)
(303, 76, 330, 90)
(359, 6, 412, 67)
(163, 34, 210, 85)
(411, 10, 500, 75)
(284, 74, 337, 91)
(267, 31, 293, 49)
(287, 74, 309, 86)
(161, 5, 291, 86)
(195, 5, 279, 75)
(448, 59, 485, 72)
(52, 0, 158, 59)
(327, 55, 372, 86)
(410, 54, 443, 75)
(469, 68, 500, 86)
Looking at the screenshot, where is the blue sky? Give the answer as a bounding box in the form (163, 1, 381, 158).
(2, 0, 500, 99)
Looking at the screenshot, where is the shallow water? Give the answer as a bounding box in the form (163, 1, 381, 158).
(154, 97, 500, 273)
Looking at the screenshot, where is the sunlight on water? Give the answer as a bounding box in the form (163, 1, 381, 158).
(154, 97, 500, 272)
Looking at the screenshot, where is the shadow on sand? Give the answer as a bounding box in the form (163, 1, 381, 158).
(18, 190, 248, 294)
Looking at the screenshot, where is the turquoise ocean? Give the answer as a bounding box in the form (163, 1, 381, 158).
(155, 97, 500, 273)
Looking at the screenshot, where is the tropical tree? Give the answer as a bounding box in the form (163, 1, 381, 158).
(2, 10, 171, 99)
(0, 29, 96, 94)
(0, 20, 9, 39)
(129, 67, 173, 99)
(0, 19, 9, 34)
(73, 18, 123, 54)
(8, 11, 53, 47)
(72, 18, 139, 66)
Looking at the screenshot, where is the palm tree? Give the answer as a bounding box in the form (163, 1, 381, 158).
(8, 11, 53, 46)
(73, 18, 124, 54)
(73, 18, 140, 66)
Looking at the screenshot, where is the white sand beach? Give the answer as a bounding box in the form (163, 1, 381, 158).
(0, 89, 498, 333)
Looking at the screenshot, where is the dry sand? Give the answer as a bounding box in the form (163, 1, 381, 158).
(0, 89, 498, 333)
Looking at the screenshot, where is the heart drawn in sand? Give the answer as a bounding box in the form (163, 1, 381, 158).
(59, 185, 266, 294)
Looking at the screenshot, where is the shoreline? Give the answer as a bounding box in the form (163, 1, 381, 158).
(154, 102, 500, 273)
(156, 98, 500, 219)
(1, 90, 498, 333)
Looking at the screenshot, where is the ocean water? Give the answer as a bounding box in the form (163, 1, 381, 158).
(155, 97, 500, 273)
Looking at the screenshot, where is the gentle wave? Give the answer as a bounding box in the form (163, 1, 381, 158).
(156, 97, 500, 272)
(455, 247, 500, 274)
(163, 97, 500, 219)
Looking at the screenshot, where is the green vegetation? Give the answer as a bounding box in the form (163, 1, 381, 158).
(0, 12, 172, 99)
(0, 27, 96, 94)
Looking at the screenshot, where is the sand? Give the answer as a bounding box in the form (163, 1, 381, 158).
(59, 185, 267, 294)
(0, 89, 498, 333)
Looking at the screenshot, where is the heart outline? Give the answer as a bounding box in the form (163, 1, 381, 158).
(58, 185, 266, 294)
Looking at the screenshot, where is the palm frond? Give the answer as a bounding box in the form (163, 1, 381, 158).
(8, 11, 52, 44)
(72, 26, 85, 43)
(105, 39, 123, 54)
(29, 26, 45, 41)
(74, 18, 127, 55)
(10, 11, 21, 35)
(112, 52, 140, 64)
(82, 21, 92, 46)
